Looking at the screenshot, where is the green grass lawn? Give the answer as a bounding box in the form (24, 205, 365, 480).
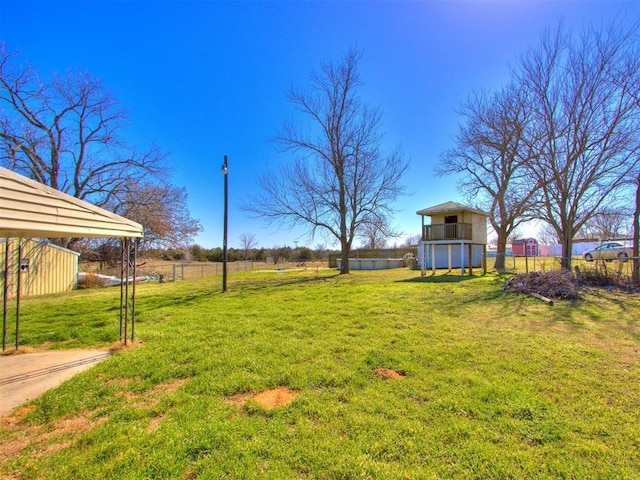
(1, 268, 639, 479)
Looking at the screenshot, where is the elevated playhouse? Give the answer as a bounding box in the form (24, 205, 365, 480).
(417, 201, 488, 276)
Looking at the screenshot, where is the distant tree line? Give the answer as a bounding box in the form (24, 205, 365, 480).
(77, 242, 330, 266)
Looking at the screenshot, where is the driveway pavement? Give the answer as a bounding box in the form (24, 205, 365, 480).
(0, 349, 110, 417)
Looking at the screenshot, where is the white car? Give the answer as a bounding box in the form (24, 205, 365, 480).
(583, 242, 632, 262)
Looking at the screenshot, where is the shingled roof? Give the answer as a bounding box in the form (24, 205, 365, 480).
(416, 201, 489, 217)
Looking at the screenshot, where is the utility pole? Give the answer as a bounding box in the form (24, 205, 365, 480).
(221, 155, 228, 293)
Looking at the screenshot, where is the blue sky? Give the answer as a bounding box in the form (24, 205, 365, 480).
(1, 1, 639, 250)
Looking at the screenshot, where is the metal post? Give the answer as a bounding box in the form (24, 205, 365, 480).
(122, 238, 129, 346)
(3, 239, 9, 351)
(222, 155, 228, 293)
(15, 239, 22, 350)
(119, 239, 125, 342)
(131, 239, 137, 343)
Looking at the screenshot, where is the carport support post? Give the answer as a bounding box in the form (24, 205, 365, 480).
(119, 238, 138, 346)
(131, 239, 137, 343)
(2, 238, 9, 351)
(15, 239, 22, 350)
(119, 240, 125, 342)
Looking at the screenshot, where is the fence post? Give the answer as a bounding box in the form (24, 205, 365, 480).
(173, 264, 176, 282)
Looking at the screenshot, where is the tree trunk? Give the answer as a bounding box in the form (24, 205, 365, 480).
(340, 241, 350, 274)
(494, 230, 508, 273)
(560, 234, 572, 270)
(633, 174, 640, 284)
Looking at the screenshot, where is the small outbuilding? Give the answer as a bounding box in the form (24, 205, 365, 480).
(417, 201, 489, 276)
(0, 238, 80, 297)
(512, 238, 539, 257)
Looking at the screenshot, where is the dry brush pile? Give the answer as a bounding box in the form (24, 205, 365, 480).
(505, 269, 579, 300)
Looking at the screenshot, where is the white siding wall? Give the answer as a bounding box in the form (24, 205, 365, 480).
(418, 242, 485, 269)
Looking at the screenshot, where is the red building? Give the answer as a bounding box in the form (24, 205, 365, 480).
(512, 238, 539, 257)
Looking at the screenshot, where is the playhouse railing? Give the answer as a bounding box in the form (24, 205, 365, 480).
(422, 223, 472, 241)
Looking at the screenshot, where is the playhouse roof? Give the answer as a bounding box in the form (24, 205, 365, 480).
(416, 201, 489, 217)
(0, 167, 144, 239)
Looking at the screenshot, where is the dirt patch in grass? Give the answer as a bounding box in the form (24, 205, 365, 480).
(109, 340, 144, 352)
(0, 346, 36, 356)
(227, 387, 299, 410)
(374, 368, 404, 379)
(0, 407, 105, 461)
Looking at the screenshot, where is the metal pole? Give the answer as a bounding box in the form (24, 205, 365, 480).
(3, 239, 9, 351)
(123, 238, 129, 346)
(131, 239, 137, 343)
(222, 155, 228, 293)
(16, 239, 22, 350)
(119, 239, 125, 342)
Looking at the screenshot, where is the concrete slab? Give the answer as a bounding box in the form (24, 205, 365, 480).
(0, 349, 110, 417)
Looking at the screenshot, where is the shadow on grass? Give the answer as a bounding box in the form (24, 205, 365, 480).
(284, 273, 339, 283)
(136, 289, 215, 315)
(222, 273, 342, 294)
(396, 274, 478, 284)
(259, 273, 341, 288)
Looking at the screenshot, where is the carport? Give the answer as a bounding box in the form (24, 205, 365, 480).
(0, 166, 144, 351)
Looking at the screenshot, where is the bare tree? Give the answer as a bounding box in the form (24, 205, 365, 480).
(245, 49, 407, 273)
(239, 233, 258, 261)
(518, 21, 640, 269)
(0, 46, 180, 247)
(536, 222, 560, 246)
(359, 216, 389, 250)
(114, 181, 202, 250)
(578, 208, 630, 240)
(437, 84, 540, 272)
(403, 234, 422, 247)
(314, 243, 327, 262)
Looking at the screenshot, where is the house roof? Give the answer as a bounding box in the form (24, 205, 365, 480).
(0, 167, 144, 239)
(416, 201, 489, 217)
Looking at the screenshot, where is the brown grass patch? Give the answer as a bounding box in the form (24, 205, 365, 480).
(227, 387, 299, 410)
(0, 346, 36, 356)
(112, 377, 188, 409)
(252, 387, 299, 409)
(1, 406, 35, 427)
(374, 368, 404, 379)
(146, 414, 165, 432)
(109, 339, 144, 352)
(226, 392, 253, 407)
(0, 410, 105, 461)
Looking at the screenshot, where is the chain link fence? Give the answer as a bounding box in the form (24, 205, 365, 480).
(81, 260, 331, 283)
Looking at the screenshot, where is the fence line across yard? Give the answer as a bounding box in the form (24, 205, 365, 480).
(83, 261, 331, 282)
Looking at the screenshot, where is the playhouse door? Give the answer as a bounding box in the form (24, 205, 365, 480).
(444, 215, 458, 239)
